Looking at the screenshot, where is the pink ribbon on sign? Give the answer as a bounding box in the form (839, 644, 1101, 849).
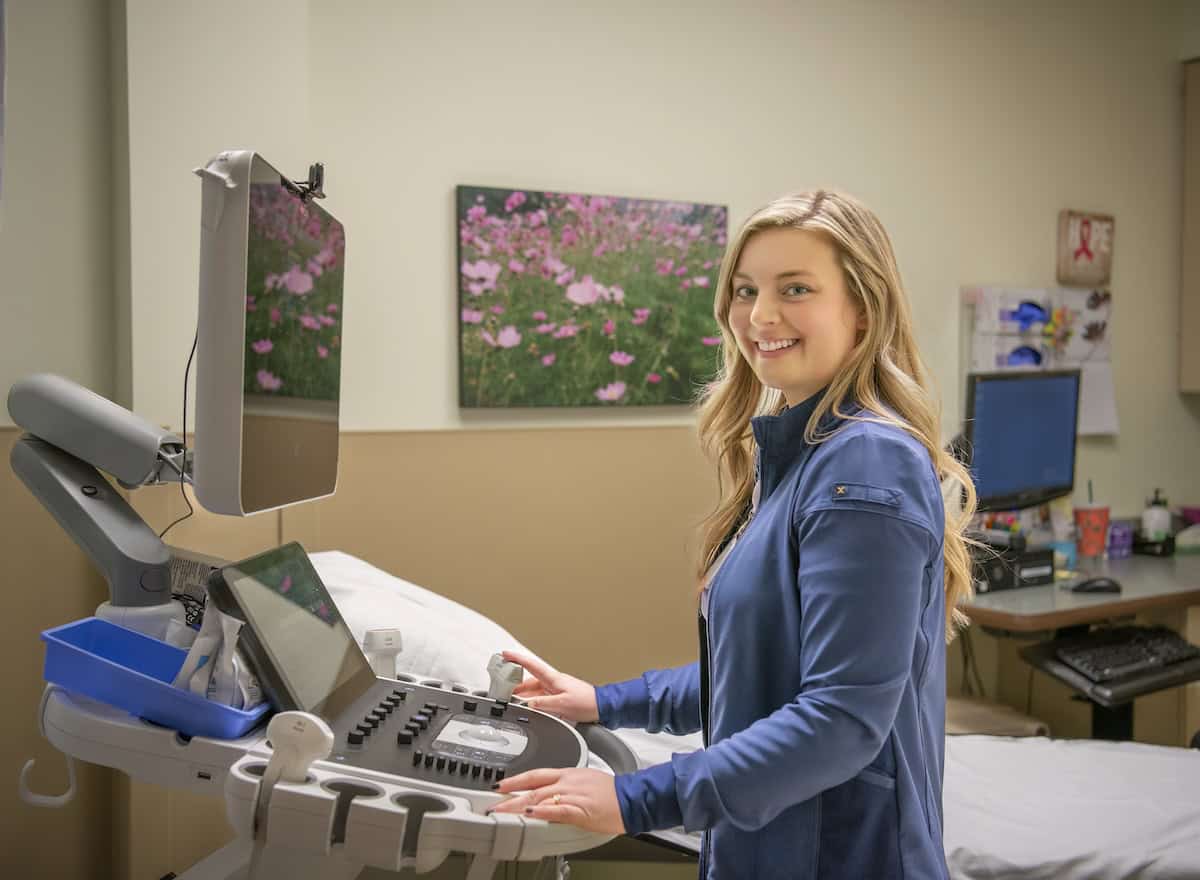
(1073, 217, 1094, 262)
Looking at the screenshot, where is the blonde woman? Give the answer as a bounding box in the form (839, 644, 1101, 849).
(494, 190, 976, 879)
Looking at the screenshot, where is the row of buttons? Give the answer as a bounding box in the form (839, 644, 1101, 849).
(411, 750, 505, 782)
(346, 691, 444, 746)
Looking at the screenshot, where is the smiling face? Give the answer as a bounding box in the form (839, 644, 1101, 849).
(726, 227, 865, 406)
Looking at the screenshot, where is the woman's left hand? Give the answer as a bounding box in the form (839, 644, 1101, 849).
(488, 767, 626, 835)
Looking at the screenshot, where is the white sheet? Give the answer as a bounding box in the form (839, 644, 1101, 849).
(312, 550, 1200, 880)
(944, 734, 1200, 879)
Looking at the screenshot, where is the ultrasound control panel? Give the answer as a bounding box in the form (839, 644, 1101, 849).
(324, 680, 583, 790)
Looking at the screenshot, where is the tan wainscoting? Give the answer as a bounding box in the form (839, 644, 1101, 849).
(281, 428, 713, 686)
(3, 427, 115, 879)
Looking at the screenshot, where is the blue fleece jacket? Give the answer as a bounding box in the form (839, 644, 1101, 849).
(595, 392, 950, 879)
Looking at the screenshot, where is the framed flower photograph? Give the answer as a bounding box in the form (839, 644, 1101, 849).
(457, 185, 727, 407)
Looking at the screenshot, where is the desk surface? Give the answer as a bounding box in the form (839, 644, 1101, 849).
(959, 554, 1200, 632)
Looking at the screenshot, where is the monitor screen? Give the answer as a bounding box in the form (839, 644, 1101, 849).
(239, 155, 345, 513)
(218, 543, 372, 716)
(965, 370, 1080, 511)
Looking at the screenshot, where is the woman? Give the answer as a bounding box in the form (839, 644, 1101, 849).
(492, 190, 976, 879)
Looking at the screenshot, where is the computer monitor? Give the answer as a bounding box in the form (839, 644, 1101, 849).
(195, 151, 346, 516)
(963, 370, 1081, 511)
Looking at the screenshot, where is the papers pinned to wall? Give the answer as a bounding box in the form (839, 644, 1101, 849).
(962, 285, 1118, 435)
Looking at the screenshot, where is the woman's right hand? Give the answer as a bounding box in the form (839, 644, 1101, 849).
(502, 650, 600, 724)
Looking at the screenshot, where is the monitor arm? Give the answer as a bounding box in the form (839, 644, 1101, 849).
(7, 373, 193, 612)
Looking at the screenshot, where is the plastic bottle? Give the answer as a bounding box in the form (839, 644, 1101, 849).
(1142, 489, 1172, 542)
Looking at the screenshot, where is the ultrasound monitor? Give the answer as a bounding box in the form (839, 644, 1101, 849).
(195, 151, 346, 516)
(206, 542, 375, 718)
(964, 370, 1081, 511)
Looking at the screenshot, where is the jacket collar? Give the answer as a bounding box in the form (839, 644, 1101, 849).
(750, 387, 827, 460)
(750, 388, 853, 502)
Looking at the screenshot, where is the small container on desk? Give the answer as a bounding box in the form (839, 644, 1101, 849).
(41, 617, 270, 739)
(1107, 521, 1135, 559)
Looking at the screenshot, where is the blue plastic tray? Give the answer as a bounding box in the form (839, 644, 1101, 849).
(41, 617, 270, 739)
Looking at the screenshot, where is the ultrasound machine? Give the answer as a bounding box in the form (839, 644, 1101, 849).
(11, 151, 629, 879)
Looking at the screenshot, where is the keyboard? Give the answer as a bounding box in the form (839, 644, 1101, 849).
(1055, 626, 1200, 683)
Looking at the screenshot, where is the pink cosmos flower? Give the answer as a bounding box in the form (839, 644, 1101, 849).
(504, 191, 527, 212)
(553, 324, 580, 339)
(693, 276, 710, 287)
(701, 336, 722, 346)
(595, 381, 627, 402)
(603, 319, 616, 337)
(256, 369, 282, 392)
(286, 267, 314, 295)
(251, 339, 274, 355)
(680, 279, 693, 290)
(319, 314, 336, 326)
(467, 204, 487, 222)
(655, 257, 674, 276)
(495, 325, 521, 348)
(674, 265, 688, 277)
(532, 310, 548, 321)
(317, 345, 329, 359)
(246, 295, 256, 313)
(646, 373, 662, 384)
(490, 305, 505, 315)
(702, 260, 714, 270)
(535, 322, 558, 334)
(481, 330, 498, 347)
(461, 308, 484, 324)
(326, 303, 339, 313)
(462, 259, 502, 295)
(299, 315, 321, 330)
(307, 258, 324, 277)
(269, 307, 282, 326)
(610, 351, 635, 366)
(609, 285, 624, 304)
(554, 268, 576, 286)
(541, 353, 556, 367)
(566, 276, 600, 306)
(508, 259, 526, 273)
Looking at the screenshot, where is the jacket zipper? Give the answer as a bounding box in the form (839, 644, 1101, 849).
(697, 450, 760, 876)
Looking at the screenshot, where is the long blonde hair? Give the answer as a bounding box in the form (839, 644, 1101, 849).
(695, 190, 977, 641)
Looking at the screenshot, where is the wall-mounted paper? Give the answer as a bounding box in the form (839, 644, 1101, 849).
(961, 285, 1117, 436)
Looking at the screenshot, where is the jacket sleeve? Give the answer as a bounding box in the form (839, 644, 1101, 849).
(594, 662, 702, 733)
(614, 506, 934, 834)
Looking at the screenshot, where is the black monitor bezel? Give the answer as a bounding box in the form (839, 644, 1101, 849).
(963, 369, 1081, 512)
(205, 541, 376, 720)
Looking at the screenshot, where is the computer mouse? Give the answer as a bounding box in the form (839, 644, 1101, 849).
(1071, 576, 1122, 594)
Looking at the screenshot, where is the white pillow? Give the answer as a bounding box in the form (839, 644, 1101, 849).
(309, 550, 540, 692)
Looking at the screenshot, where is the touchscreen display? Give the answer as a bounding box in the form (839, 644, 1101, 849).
(220, 543, 371, 713)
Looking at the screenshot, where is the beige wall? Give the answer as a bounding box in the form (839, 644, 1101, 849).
(111, 0, 1200, 520)
(0, 0, 115, 403)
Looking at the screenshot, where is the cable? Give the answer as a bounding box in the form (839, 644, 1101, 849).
(965, 630, 986, 698)
(959, 634, 973, 696)
(159, 330, 198, 539)
(1025, 664, 1035, 716)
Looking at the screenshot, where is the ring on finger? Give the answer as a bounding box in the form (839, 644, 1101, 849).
(551, 793, 562, 806)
